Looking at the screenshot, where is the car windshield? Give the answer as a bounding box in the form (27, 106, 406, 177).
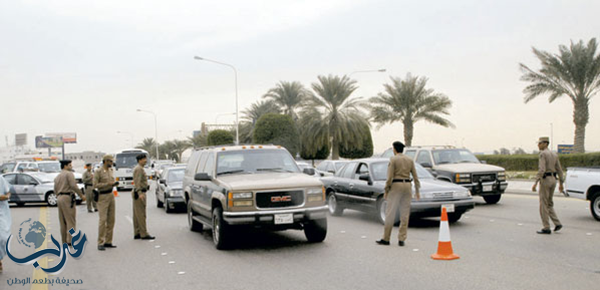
(334, 162, 346, 171)
(115, 153, 149, 169)
(167, 169, 185, 182)
(37, 162, 60, 173)
(381, 148, 393, 159)
(0, 163, 15, 173)
(216, 149, 300, 175)
(432, 149, 480, 164)
(371, 161, 433, 181)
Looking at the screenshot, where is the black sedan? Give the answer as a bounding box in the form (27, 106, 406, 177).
(320, 158, 474, 224)
(156, 167, 185, 213)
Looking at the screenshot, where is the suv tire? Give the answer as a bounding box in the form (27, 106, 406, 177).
(212, 207, 231, 250)
(590, 191, 600, 221)
(156, 194, 164, 208)
(327, 192, 344, 216)
(483, 194, 501, 204)
(187, 201, 203, 232)
(304, 218, 327, 243)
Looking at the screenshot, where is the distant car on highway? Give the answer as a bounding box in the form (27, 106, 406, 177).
(156, 167, 185, 213)
(315, 160, 348, 177)
(382, 146, 507, 204)
(565, 167, 600, 221)
(320, 158, 474, 224)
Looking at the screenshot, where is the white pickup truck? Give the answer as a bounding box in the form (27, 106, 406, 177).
(564, 167, 600, 221)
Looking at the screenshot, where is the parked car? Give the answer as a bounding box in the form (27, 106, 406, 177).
(320, 158, 474, 224)
(1, 172, 81, 206)
(1, 162, 38, 173)
(36, 161, 61, 173)
(156, 166, 185, 213)
(296, 162, 320, 178)
(382, 146, 507, 204)
(565, 167, 600, 221)
(315, 160, 348, 177)
(183, 145, 327, 249)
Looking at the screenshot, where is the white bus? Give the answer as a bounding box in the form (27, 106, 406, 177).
(113, 149, 154, 191)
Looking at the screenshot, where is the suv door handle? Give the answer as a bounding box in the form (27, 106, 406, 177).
(349, 183, 354, 188)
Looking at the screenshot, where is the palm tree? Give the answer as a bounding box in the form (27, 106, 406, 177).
(187, 134, 207, 149)
(520, 39, 600, 153)
(171, 140, 191, 162)
(240, 100, 280, 143)
(303, 75, 370, 160)
(263, 81, 308, 120)
(369, 74, 454, 146)
(136, 138, 158, 158)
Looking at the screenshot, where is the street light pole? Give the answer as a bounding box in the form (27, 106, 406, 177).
(136, 109, 159, 159)
(194, 56, 239, 145)
(348, 68, 386, 77)
(116, 131, 134, 147)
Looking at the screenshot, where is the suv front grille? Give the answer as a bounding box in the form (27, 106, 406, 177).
(256, 190, 304, 208)
(473, 174, 496, 183)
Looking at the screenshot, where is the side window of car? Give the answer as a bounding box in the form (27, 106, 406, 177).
(195, 152, 209, 175)
(316, 161, 327, 171)
(185, 151, 201, 177)
(203, 152, 215, 176)
(404, 150, 416, 159)
(342, 163, 357, 179)
(4, 174, 17, 185)
(18, 174, 37, 185)
(416, 150, 432, 166)
(354, 163, 369, 179)
(334, 164, 347, 177)
(327, 163, 335, 173)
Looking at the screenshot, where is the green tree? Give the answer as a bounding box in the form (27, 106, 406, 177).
(339, 123, 373, 159)
(171, 140, 191, 162)
(207, 130, 234, 146)
(520, 39, 600, 153)
(239, 100, 280, 144)
(369, 74, 454, 146)
(253, 113, 300, 157)
(137, 138, 158, 159)
(188, 134, 207, 149)
(303, 75, 370, 160)
(262, 81, 308, 120)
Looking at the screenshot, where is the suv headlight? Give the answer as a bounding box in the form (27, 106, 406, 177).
(455, 173, 471, 183)
(497, 171, 506, 181)
(169, 189, 183, 197)
(307, 187, 325, 202)
(232, 192, 253, 199)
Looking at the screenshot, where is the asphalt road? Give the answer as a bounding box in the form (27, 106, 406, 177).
(2, 184, 599, 290)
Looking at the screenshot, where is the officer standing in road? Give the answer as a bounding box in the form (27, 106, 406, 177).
(377, 141, 420, 247)
(94, 155, 118, 251)
(83, 163, 97, 213)
(532, 137, 564, 234)
(54, 160, 86, 246)
(132, 154, 155, 240)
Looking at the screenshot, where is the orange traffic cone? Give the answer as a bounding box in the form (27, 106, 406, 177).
(431, 207, 460, 260)
(113, 187, 119, 197)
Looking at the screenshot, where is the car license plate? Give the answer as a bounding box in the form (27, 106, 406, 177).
(483, 185, 493, 192)
(274, 214, 293, 225)
(442, 204, 455, 213)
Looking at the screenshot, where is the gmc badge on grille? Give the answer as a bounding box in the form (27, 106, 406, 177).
(271, 196, 292, 202)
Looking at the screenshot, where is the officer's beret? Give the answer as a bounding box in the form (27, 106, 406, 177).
(136, 154, 147, 161)
(59, 160, 72, 166)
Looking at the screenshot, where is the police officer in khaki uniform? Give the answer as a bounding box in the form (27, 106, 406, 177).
(94, 155, 118, 251)
(54, 160, 86, 246)
(376, 141, 420, 247)
(83, 163, 97, 213)
(532, 137, 564, 234)
(132, 154, 155, 240)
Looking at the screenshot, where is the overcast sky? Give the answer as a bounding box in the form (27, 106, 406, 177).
(1, 0, 599, 156)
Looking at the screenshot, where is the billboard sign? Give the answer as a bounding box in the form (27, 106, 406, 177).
(47, 133, 77, 144)
(557, 144, 574, 154)
(35, 136, 63, 148)
(15, 133, 27, 146)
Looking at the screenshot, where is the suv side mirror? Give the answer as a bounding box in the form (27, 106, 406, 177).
(30, 182, 38, 186)
(480, 160, 487, 164)
(194, 173, 212, 181)
(420, 162, 432, 168)
(359, 174, 372, 185)
(303, 168, 316, 176)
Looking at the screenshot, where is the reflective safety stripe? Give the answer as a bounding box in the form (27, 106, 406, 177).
(438, 220, 451, 242)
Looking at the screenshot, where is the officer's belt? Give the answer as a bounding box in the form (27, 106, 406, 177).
(58, 192, 72, 195)
(98, 189, 113, 194)
(392, 179, 412, 183)
(543, 172, 557, 179)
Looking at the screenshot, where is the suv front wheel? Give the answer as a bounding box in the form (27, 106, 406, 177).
(483, 194, 502, 204)
(304, 218, 327, 243)
(212, 207, 231, 250)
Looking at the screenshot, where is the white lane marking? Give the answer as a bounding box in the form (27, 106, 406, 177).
(361, 236, 367, 239)
(155, 245, 161, 249)
(125, 215, 133, 224)
(586, 233, 593, 236)
(169, 261, 175, 264)
(161, 253, 167, 256)
(340, 231, 346, 234)
(177, 272, 185, 275)
(412, 249, 419, 252)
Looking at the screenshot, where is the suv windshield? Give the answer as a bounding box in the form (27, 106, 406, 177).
(216, 149, 300, 175)
(38, 162, 60, 173)
(371, 162, 433, 181)
(432, 149, 480, 164)
(115, 153, 149, 169)
(167, 169, 185, 182)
